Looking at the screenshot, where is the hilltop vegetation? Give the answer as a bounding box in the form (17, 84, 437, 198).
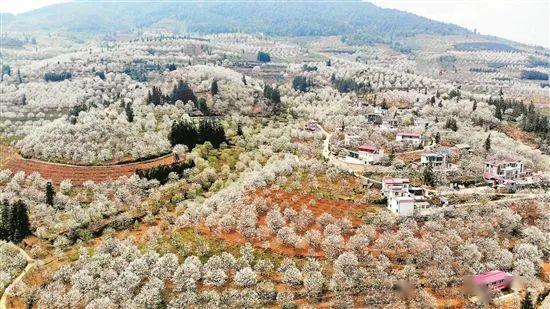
(4, 1, 469, 42)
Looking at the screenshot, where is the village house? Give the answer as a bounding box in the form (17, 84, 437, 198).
(455, 143, 472, 155)
(346, 144, 384, 165)
(383, 178, 413, 216)
(357, 144, 383, 164)
(468, 271, 515, 300)
(380, 119, 399, 131)
(421, 152, 447, 167)
(414, 119, 430, 131)
(367, 113, 383, 125)
(395, 132, 423, 145)
(344, 133, 361, 147)
(382, 178, 410, 197)
(420, 149, 452, 169)
(382, 178, 431, 216)
(483, 159, 524, 184)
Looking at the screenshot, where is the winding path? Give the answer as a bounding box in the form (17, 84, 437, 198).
(317, 124, 382, 185)
(1, 146, 179, 185)
(0, 247, 35, 309)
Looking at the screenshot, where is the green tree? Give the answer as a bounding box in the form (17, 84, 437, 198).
(211, 80, 219, 96)
(495, 106, 503, 120)
(125, 102, 134, 122)
(292, 76, 310, 92)
(16, 69, 22, 83)
(423, 163, 435, 187)
(237, 123, 243, 136)
(45, 182, 55, 206)
(171, 80, 197, 105)
(445, 118, 458, 131)
(434, 132, 440, 144)
(169, 121, 198, 148)
(484, 134, 491, 152)
(1, 64, 11, 76)
(264, 85, 282, 113)
(388, 147, 395, 162)
(0, 200, 31, 243)
(472, 100, 477, 111)
(521, 292, 534, 309)
(197, 97, 209, 115)
(257, 51, 271, 62)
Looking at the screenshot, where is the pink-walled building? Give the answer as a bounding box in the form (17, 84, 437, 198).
(484, 160, 524, 183)
(472, 271, 514, 294)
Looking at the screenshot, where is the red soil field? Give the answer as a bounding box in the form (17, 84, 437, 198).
(253, 188, 369, 226)
(1, 146, 179, 185)
(198, 187, 375, 258)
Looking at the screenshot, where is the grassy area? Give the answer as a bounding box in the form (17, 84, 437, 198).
(280, 168, 366, 201)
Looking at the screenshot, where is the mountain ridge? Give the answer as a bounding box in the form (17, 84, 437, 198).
(2, 1, 470, 43)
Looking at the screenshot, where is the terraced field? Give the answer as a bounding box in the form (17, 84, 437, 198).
(1, 146, 179, 184)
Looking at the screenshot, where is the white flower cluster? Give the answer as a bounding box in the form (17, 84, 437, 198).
(15, 107, 170, 164)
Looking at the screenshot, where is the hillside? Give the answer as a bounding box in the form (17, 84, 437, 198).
(4, 1, 469, 42)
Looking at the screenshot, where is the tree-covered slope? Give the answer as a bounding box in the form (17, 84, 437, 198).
(4, 1, 469, 41)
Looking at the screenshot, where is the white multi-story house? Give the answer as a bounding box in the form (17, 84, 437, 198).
(356, 144, 383, 164)
(344, 133, 361, 147)
(387, 194, 415, 216)
(396, 132, 423, 145)
(383, 178, 433, 216)
(346, 144, 384, 165)
(383, 178, 414, 216)
(421, 151, 448, 168)
(380, 119, 399, 132)
(484, 160, 524, 183)
(382, 178, 410, 197)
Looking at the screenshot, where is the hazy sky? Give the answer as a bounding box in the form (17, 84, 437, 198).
(370, 0, 549, 48)
(1, 0, 549, 48)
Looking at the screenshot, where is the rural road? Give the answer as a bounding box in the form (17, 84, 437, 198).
(0, 246, 35, 309)
(317, 124, 382, 184)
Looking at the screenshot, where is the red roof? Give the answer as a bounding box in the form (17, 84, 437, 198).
(358, 144, 378, 152)
(397, 132, 421, 137)
(472, 271, 513, 285)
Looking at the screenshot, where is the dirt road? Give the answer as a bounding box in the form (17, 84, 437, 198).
(1, 146, 179, 185)
(0, 246, 35, 309)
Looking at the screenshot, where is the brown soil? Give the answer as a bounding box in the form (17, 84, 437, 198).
(397, 151, 422, 164)
(1, 145, 180, 185)
(253, 188, 369, 226)
(500, 125, 539, 149)
(542, 262, 550, 281)
(197, 187, 375, 258)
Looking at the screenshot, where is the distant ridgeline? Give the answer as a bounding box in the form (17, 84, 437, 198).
(454, 42, 519, 52)
(4, 1, 469, 43)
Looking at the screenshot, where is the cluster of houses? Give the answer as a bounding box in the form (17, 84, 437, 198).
(342, 131, 424, 165)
